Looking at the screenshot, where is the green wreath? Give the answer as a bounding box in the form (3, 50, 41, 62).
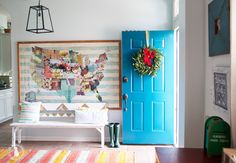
(132, 47, 162, 76)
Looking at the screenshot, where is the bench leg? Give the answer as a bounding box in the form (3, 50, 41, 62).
(12, 127, 17, 147)
(101, 127, 104, 148)
(96, 127, 105, 148)
(17, 128, 22, 144)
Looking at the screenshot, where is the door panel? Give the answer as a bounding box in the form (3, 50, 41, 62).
(131, 39, 144, 49)
(131, 102, 144, 131)
(122, 31, 174, 144)
(131, 71, 144, 92)
(153, 60, 165, 92)
(153, 102, 165, 131)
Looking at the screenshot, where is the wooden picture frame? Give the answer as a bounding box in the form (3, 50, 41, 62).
(17, 40, 121, 110)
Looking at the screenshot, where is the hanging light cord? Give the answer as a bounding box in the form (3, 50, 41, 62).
(38, 0, 41, 17)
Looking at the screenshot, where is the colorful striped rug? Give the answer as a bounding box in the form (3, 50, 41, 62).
(0, 148, 135, 163)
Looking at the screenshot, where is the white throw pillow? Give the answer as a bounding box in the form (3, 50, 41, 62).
(75, 103, 108, 124)
(18, 101, 42, 123)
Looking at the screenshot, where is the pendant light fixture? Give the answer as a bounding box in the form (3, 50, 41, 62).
(26, 0, 54, 34)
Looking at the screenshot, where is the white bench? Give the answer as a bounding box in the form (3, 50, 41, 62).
(10, 121, 106, 148)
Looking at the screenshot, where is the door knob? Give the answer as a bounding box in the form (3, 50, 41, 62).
(123, 76, 128, 83)
(123, 94, 128, 111)
(123, 94, 128, 100)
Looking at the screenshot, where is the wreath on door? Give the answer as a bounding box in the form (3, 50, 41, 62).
(132, 31, 163, 77)
(132, 47, 162, 76)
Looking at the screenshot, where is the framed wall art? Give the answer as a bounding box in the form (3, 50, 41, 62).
(208, 0, 230, 56)
(18, 40, 121, 109)
(213, 66, 230, 112)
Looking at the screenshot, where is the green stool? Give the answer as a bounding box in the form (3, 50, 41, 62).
(204, 116, 231, 156)
(204, 116, 223, 151)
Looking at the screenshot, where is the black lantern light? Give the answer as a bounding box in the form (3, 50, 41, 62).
(26, 0, 54, 33)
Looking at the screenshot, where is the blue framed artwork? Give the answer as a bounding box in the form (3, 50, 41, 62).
(208, 0, 230, 56)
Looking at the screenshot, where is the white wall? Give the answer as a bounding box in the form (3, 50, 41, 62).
(230, 0, 236, 148)
(204, 0, 231, 124)
(173, 0, 206, 148)
(0, 4, 10, 22)
(0, 0, 173, 141)
(184, 0, 205, 148)
(173, 0, 186, 148)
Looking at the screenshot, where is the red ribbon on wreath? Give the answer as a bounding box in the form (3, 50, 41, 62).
(143, 48, 156, 67)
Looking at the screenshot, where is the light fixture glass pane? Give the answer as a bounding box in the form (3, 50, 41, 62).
(37, 9, 44, 29)
(42, 9, 53, 31)
(27, 8, 37, 30)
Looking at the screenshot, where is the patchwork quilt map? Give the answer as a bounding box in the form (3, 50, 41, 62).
(31, 46, 107, 102)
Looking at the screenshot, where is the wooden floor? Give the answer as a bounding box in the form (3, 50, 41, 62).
(0, 120, 158, 163)
(156, 147, 222, 163)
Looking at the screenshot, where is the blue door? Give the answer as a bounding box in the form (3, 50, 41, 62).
(122, 31, 174, 144)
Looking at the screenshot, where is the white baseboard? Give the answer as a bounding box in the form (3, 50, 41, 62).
(21, 136, 122, 142)
(0, 116, 13, 124)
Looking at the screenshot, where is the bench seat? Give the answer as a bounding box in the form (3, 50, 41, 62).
(10, 121, 106, 148)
